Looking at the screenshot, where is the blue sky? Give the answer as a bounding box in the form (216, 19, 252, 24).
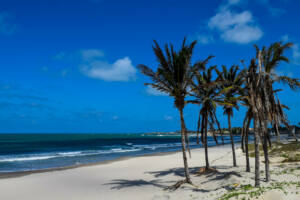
(0, 0, 299, 133)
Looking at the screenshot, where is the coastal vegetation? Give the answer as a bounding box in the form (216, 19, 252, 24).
(138, 38, 300, 192)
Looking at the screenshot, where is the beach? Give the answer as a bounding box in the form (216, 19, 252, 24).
(1, 141, 299, 200)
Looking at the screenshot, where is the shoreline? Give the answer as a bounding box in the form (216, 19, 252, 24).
(1, 134, 294, 180)
(0, 149, 180, 179)
(0, 133, 238, 175)
(0, 142, 233, 179)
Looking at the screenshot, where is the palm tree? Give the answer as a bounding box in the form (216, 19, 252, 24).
(189, 66, 223, 170)
(138, 38, 212, 186)
(218, 65, 244, 167)
(243, 58, 263, 187)
(254, 42, 300, 142)
(243, 41, 300, 187)
(191, 63, 224, 146)
(254, 42, 300, 183)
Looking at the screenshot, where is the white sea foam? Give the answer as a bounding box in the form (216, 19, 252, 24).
(57, 151, 83, 156)
(0, 155, 56, 162)
(0, 148, 143, 163)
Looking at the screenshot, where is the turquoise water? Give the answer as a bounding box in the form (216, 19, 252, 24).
(0, 133, 238, 172)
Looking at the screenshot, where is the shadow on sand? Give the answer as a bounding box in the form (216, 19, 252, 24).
(105, 166, 242, 192)
(146, 167, 200, 178)
(104, 178, 169, 190)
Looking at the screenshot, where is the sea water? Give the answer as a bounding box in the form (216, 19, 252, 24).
(0, 133, 239, 172)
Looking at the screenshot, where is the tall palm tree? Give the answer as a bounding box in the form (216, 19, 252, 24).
(218, 65, 244, 167)
(254, 42, 300, 183)
(243, 41, 300, 187)
(138, 38, 212, 185)
(244, 58, 263, 187)
(189, 66, 224, 170)
(255, 42, 300, 142)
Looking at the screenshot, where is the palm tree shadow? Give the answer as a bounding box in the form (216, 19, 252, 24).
(105, 167, 243, 191)
(105, 178, 210, 193)
(146, 167, 200, 178)
(104, 179, 169, 190)
(146, 166, 244, 191)
(201, 170, 242, 184)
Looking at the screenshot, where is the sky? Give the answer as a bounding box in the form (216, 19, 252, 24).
(0, 0, 300, 133)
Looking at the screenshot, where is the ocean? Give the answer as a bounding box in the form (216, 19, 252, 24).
(0, 133, 240, 173)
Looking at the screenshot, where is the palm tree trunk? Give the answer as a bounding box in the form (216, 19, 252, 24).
(213, 112, 224, 144)
(241, 130, 245, 153)
(266, 131, 272, 148)
(204, 115, 209, 170)
(196, 110, 201, 145)
(208, 120, 219, 145)
(262, 120, 270, 182)
(228, 114, 237, 167)
(201, 115, 205, 144)
(274, 123, 280, 142)
(179, 108, 192, 184)
(253, 116, 260, 187)
(185, 131, 192, 158)
(263, 132, 270, 182)
(245, 116, 251, 172)
(283, 121, 298, 142)
(241, 113, 249, 153)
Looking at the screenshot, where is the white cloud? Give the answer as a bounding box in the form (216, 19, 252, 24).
(81, 49, 104, 61)
(50, 49, 136, 81)
(208, 10, 253, 31)
(196, 34, 214, 44)
(81, 56, 136, 82)
(220, 24, 263, 44)
(145, 85, 167, 96)
(0, 12, 17, 35)
(207, 2, 263, 44)
(164, 115, 173, 121)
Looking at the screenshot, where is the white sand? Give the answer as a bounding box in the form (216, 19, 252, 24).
(0, 144, 299, 200)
